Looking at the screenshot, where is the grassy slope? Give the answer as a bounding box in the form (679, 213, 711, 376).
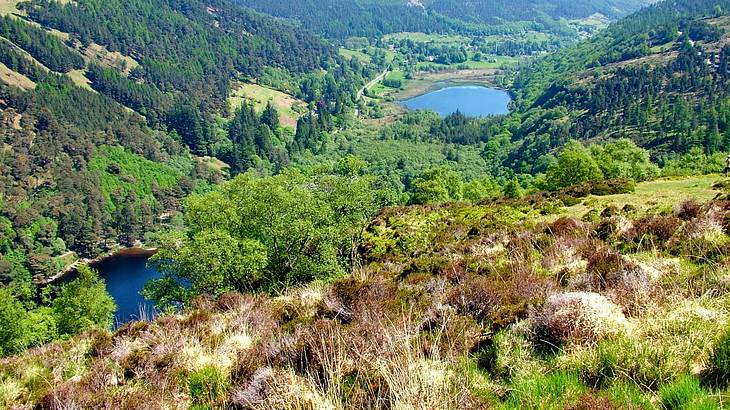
(228, 82, 305, 129)
(563, 175, 723, 218)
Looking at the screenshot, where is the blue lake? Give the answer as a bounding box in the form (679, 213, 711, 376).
(401, 85, 511, 117)
(89, 250, 161, 325)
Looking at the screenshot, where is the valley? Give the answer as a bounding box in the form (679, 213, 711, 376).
(2, 0, 730, 408)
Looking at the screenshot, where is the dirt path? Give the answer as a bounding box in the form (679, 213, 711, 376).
(357, 69, 389, 100)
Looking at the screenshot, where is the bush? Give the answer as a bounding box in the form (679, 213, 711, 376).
(545, 141, 603, 191)
(52, 266, 116, 336)
(529, 292, 629, 349)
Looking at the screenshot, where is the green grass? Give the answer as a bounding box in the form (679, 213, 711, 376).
(563, 175, 723, 218)
(660, 375, 718, 409)
(500, 371, 587, 409)
(188, 366, 230, 407)
(386, 70, 405, 82)
(339, 47, 371, 64)
(228, 82, 305, 129)
(383, 32, 469, 45)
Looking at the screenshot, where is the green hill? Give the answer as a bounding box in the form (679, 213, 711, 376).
(505, 0, 730, 172)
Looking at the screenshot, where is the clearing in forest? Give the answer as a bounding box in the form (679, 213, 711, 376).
(229, 82, 305, 129)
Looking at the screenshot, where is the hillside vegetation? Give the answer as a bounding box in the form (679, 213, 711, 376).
(3, 174, 730, 408)
(6, 1, 730, 408)
(234, 0, 652, 39)
(506, 0, 730, 171)
(0, 0, 385, 297)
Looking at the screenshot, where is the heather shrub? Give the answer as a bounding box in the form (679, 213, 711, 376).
(677, 200, 703, 221)
(446, 276, 500, 324)
(629, 215, 682, 245)
(547, 217, 589, 239)
(529, 292, 629, 349)
(565, 392, 616, 410)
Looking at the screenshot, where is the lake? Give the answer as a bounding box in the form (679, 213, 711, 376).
(88, 249, 161, 325)
(401, 85, 511, 117)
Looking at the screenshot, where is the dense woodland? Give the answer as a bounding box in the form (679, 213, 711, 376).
(235, 0, 650, 39)
(504, 0, 730, 171)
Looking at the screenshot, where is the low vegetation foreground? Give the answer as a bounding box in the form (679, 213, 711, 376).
(3, 175, 730, 409)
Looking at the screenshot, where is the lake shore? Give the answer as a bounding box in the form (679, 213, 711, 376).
(38, 246, 159, 285)
(392, 68, 503, 100)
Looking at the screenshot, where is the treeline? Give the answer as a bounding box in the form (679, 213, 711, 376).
(426, 0, 649, 23)
(235, 0, 648, 39)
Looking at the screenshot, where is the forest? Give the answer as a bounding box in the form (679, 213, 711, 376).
(235, 0, 651, 39)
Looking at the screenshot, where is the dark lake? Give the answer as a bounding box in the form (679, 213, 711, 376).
(88, 249, 161, 325)
(401, 85, 511, 117)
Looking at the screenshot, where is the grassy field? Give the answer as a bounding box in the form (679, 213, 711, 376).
(67, 69, 94, 91)
(383, 32, 469, 45)
(339, 47, 372, 64)
(0, 61, 34, 89)
(229, 82, 306, 129)
(0, 0, 19, 16)
(79, 43, 139, 75)
(563, 175, 723, 218)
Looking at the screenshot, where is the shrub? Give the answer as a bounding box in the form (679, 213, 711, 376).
(589, 179, 635, 196)
(52, 266, 116, 336)
(446, 276, 500, 324)
(677, 200, 702, 221)
(548, 217, 587, 238)
(629, 215, 682, 245)
(529, 292, 629, 349)
(545, 141, 604, 191)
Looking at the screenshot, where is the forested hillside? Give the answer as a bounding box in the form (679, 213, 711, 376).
(0, 0, 377, 297)
(504, 0, 730, 172)
(234, 0, 652, 39)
